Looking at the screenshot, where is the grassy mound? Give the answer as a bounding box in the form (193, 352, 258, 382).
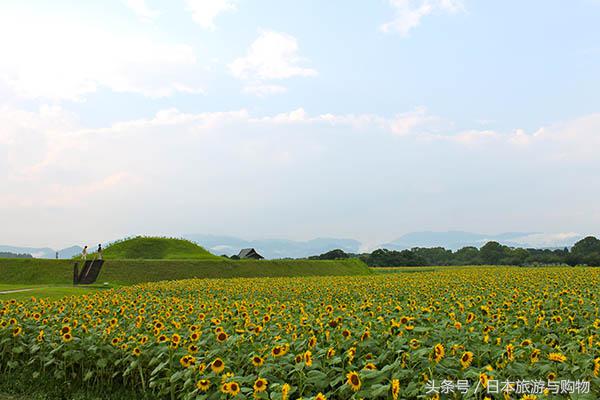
(99, 236, 219, 260)
(0, 258, 371, 285)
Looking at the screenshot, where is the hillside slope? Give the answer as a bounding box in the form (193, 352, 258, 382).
(99, 237, 220, 260)
(0, 258, 371, 285)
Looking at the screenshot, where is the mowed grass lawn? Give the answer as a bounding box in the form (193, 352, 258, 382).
(0, 258, 371, 286)
(0, 283, 115, 301)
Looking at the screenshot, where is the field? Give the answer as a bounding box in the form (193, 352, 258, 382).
(1, 267, 598, 399)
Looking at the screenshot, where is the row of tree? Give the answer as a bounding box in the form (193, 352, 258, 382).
(309, 236, 600, 267)
(0, 251, 33, 259)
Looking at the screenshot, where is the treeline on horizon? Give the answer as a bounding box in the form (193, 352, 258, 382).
(0, 251, 33, 259)
(308, 236, 600, 267)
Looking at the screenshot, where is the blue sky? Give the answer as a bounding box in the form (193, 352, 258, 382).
(1, 0, 599, 248)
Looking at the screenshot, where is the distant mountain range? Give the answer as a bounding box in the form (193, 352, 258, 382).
(382, 231, 584, 251)
(1, 231, 589, 259)
(183, 234, 361, 259)
(0, 245, 83, 259)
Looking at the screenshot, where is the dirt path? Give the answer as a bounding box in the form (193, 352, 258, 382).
(0, 288, 38, 295)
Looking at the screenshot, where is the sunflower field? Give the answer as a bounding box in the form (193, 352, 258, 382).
(1, 267, 599, 399)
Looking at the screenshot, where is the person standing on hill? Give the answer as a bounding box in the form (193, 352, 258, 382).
(81, 245, 88, 261)
(97, 244, 103, 260)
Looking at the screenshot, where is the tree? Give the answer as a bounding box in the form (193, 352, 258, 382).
(453, 246, 481, 265)
(479, 241, 509, 265)
(570, 236, 600, 266)
(309, 249, 350, 260)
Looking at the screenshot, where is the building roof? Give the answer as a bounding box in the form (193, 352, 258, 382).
(238, 248, 263, 258)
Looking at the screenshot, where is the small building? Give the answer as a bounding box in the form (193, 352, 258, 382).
(238, 248, 264, 260)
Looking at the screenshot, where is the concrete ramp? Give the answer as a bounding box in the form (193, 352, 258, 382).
(73, 260, 104, 285)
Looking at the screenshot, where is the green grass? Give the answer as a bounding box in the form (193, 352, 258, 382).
(96, 236, 220, 260)
(0, 258, 371, 286)
(0, 283, 116, 301)
(0, 371, 140, 400)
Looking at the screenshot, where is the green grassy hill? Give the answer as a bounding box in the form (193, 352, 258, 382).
(0, 258, 371, 285)
(97, 236, 220, 260)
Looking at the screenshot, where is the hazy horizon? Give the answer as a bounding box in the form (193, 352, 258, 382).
(1, 1, 599, 249)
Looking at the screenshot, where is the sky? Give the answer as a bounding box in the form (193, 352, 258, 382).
(1, 0, 599, 249)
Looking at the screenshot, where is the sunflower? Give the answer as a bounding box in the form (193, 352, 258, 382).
(157, 334, 169, 343)
(132, 347, 141, 357)
(548, 353, 566, 363)
(196, 379, 210, 392)
(315, 393, 327, 400)
(363, 363, 377, 370)
(409, 339, 420, 349)
(346, 371, 361, 392)
(547, 371, 557, 381)
(530, 349, 541, 363)
(282, 383, 290, 400)
(253, 378, 268, 392)
(228, 381, 240, 396)
(188, 344, 199, 353)
(520, 339, 532, 346)
(304, 350, 313, 367)
(479, 373, 489, 388)
(62, 332, 73, 342)
(592, 357, 600, 377)
(326, 348, 336, 358)
(466, 312, 475, 323)
(252, 355, 264, 367)
(433, 343, 445, 362)
(521, 395, 537, 400)
(171, 333, 181, 344)
(272, 345, 283, 357)
(60, 325, 71, 335)
(460, 351, 473, 369)
(308, 336, 317, 348)
(216, 331, 228, 342)
(391, 379, 400, 400)
(505, 344, 514, 361)
(12, 326, 22, 337)
(211, 358, 225, 373)
(347, 347, 356, 363)
(220, 382, 230, 394)
(180, 355, 196, 368)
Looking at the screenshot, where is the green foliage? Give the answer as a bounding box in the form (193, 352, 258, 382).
(308, 249, 350, 260)
(313, 236, 600, 267)
(360, 249, 427, 267)
(98, 236, 220, 260)
(0, 252, 32, 259)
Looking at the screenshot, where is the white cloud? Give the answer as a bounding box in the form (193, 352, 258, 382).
(381, 0, 465, 36)
(124, 0, 160, 21)
(185, 0, 236, 30)
(0, 10, 203, 101)
(229, 31, 317, 95)
(3, 105, 600, 247)
(389, 107, 442, 135)
(242, 83, 287, 97)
